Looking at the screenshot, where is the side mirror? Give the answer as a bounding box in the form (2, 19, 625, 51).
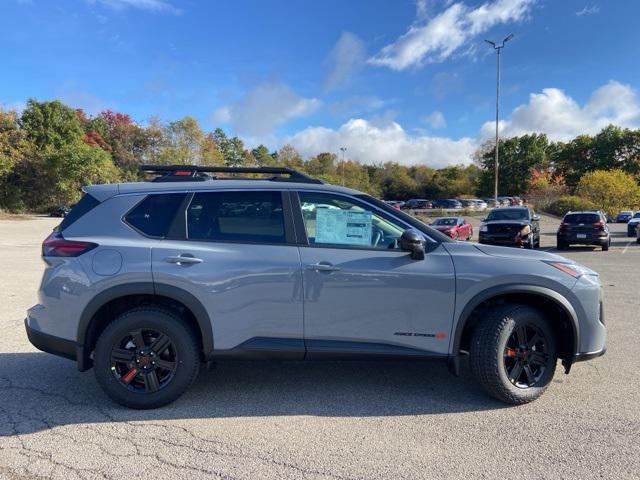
(532, 214, 540, 221)
(400, 229, 426, 260)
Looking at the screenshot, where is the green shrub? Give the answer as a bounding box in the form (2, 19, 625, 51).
(545, 196, 597, 217)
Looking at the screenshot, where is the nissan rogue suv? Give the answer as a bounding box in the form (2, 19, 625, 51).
(26, 165, 606, 409)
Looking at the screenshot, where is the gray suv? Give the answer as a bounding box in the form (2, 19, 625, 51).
(26, 165, 606, 409)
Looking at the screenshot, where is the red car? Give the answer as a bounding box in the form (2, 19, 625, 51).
(430, 216, 473, 240)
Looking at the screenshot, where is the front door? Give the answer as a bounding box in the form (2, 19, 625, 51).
(151, 190, 304, 357)
(296, 191, 456, 357)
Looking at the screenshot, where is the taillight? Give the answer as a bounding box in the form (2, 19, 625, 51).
(592, 221, 605, 227)
(42, 232, 97, 257)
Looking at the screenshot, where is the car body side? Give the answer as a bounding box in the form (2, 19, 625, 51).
(26, 181, 605, 374)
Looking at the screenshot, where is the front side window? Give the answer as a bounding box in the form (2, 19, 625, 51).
(298, 192, 405, 249)
(187, 191, 285, 244)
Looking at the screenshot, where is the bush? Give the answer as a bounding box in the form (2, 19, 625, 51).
(575, 169, 640, 214)
(545, 196, 597, 217)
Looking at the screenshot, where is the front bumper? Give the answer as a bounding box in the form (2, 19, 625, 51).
(479, 233, 530, 246)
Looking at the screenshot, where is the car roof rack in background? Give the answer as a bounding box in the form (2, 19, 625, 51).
(140, 165, 325, 184)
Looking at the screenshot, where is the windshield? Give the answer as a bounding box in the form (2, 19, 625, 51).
(486, 209, 529, 221)
(432, 218, 457, 226)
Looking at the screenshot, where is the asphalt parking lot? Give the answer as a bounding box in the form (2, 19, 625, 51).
(1, 215, 639, 480)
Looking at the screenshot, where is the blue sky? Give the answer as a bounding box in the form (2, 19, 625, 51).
(2, 0, 640, 166)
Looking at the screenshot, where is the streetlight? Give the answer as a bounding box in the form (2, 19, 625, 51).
(485, 33, 513, 203)
(339, 146, 347, 185)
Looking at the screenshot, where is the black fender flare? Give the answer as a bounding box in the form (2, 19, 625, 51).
(77, 282, 214, 369)
(450, 284, 579, 362)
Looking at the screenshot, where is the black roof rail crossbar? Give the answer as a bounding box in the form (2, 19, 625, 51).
(140, 164, 324, 184)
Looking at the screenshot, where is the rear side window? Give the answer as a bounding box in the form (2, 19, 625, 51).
(125, 193, 186, 238)
(187, 191, 285, 244)
(564, 213, 600, 224)
(59, 193, 100, 231)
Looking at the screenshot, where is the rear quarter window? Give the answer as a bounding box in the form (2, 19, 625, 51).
(124, 193, 186, 238)
(58, 194, 100, 231)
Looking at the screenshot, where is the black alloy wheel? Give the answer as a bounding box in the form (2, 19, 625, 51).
(110, 328, 178, 393)
(502, 323, 549, 388)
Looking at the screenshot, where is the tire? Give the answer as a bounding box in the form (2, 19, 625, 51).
(557, 241, 568, 250)
(469, 304, 557, 405)
(94, 306, 200, 409)
(524, 238, 534, 249)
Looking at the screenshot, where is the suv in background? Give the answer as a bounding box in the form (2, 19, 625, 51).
(431, 199, 463, 210)
(403, 199, 432, 210)
(478, 207, 541, 248)
(27, 165, 605, 409)
(627, 212, 640, 237)
(557, 211, 610, 251)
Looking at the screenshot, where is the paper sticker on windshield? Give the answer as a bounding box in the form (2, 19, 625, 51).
(315, 209, 372, 245)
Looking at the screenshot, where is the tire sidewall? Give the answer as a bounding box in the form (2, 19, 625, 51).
(94, 309, 199, 409)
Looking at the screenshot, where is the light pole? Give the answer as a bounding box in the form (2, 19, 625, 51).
(485, 33, 513, 204)
(339, 146, 347, 185)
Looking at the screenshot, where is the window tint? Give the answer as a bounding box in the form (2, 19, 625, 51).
(59, 193, 99, 231)
(432, 217, 457, 226)
(187, 191, 285, 244)
(299, 192, 405, 249)
(125, 193, 186, 238)
(486, 209, 529, 221)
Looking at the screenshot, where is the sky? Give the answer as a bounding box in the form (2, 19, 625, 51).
(2, 0, 640, 167)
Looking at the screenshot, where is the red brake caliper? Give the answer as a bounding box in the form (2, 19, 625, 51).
(504, 348, 517, 358)
(121, 368, 139, 384)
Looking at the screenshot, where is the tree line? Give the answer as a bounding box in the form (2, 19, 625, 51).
(1, 99, 639, 212)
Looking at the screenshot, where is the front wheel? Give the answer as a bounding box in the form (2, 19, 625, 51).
(469, 304, 557, 404)
(94, 307, 200, 409)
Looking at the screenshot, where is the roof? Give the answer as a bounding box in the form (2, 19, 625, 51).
(84, 179, 363, 202)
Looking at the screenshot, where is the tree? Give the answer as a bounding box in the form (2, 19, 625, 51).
(575, 169, 640, 214)
(213, 128, 245, 166)
(276, 144, 304, 169)
(251, 144, 274, 166)
(476, 134, 550, 196)
(21, 99, 84, 151)
(160, 116, 205, 165)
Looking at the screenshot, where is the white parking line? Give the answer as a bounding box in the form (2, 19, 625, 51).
(622, 241, 632, 254)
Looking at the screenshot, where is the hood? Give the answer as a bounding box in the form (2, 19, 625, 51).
(473, 243, 566, 262)
(483, 219, 530, 225)
(433, 225, 455, 231)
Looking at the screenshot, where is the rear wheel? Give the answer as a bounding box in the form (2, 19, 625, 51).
(94, 307, 200, 409)
(602, 240, 610, 251)
(469, 304, 557, 404)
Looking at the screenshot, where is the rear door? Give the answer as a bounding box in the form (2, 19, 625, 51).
(295, 191, 456, 357)
(150, 190, 304, 357)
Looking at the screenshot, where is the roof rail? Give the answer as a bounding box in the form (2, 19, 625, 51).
(139, 165, 324, 184)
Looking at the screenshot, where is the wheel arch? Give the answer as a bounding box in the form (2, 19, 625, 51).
(451, 285, 579, 365)
(77, 282, 214, 371)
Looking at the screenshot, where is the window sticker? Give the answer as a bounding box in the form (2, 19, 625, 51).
(315, 208, 372, 245)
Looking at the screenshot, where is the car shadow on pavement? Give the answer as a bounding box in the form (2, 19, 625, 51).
(0, 352, 507, 436)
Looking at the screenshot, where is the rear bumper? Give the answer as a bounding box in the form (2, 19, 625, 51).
(574, 347, 606, 362)
(557, 233, 608, 245)
(25, 318, 76, 362)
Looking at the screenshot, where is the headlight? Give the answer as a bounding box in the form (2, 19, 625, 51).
(544, 261, 594, 278)
(480, 223, 488, 232)
(520, 225, 531, 235)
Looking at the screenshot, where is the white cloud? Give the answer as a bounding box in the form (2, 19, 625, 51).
(480, 80, 640, 141)
(369, 0, 535, 70)
(288, 118, 476, 167)
(327, 95, 387, 116)
(323, 32, 367, 92)
(576, 5, 599, 16)
(86, 0, 179, 14)
(55, 84, 113, 115)
(421, 110, 447, 129)
(212, 83, 321, 136)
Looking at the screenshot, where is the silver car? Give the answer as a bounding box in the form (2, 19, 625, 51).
(26, 165, 606, 409)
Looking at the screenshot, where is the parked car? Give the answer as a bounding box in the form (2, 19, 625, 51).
(472, 199, 488, 211)
(26, 164, 605, 408)
(478, 206, 541, 248)
(627, 212, 640, 236)
(403, 199, 432, 210)
(483, 198, 499, 208)
(459, 199, 477, 210)
(556, 211, 610, 251)
(48, 205, 72, 218)
(384, 200, 404, 210)
(432, 199, 463, 210)
(430, 216, 473, 240)
(615, 211, 633, 223)
(637, 220, 640, 244)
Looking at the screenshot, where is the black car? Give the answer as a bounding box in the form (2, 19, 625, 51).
(557, 211, 610, 251)
(48, 205, 71, 217)
(432, 198, 462, 209)
(479, 207, 540, 248)
(403, 198, 432, 209)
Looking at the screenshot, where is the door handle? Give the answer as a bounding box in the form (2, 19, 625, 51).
(306, 262, 340, 272)
(165, 255, 203, 265)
